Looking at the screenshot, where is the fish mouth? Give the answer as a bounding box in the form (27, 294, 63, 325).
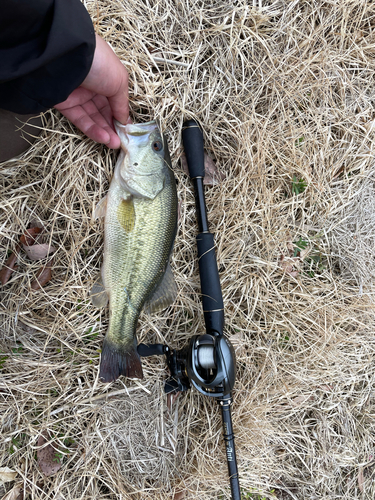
(115, 120, 158, 137)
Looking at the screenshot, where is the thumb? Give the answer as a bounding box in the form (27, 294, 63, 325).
(108, 73, 130, 125)
(81, 35, 130, 124)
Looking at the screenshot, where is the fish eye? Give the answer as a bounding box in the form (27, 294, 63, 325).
(152, 141, 163, 152)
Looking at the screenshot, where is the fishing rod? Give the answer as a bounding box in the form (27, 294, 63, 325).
(137, 119, 240, 500)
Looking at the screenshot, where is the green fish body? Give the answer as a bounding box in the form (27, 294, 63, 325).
(92, 120, 177, 382)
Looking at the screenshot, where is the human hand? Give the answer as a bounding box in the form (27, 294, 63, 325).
(54, 35, 130, 149)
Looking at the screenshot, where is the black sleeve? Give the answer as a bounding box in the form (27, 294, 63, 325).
(0, 0, 96, 114)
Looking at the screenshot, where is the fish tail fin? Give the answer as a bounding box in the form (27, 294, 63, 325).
(99, 338, 143, 382)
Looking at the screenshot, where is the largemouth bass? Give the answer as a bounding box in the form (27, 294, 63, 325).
(92, 120, 177, 382)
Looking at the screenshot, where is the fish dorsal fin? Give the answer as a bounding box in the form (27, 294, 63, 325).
(144, 262, 177, 314)
(93, 195, 108, 219)
(90, 272, 109, 308)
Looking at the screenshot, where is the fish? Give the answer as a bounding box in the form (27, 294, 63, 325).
(91, 120, 178, 382)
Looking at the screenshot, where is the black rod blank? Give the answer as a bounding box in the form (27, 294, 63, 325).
(220, 396, 241, 500)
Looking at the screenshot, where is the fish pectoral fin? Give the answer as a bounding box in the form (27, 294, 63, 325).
(117, 198, 135, 232)
(93, 195, 108, 220)
(90, 272, 109, 308)
(144, 262, 177, 314)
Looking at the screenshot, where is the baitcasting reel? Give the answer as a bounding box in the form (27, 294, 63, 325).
(138, 331, 236, 398)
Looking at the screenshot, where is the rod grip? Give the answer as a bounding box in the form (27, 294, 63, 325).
(197, 232, 224, 335)
(182, 120, 205, 179)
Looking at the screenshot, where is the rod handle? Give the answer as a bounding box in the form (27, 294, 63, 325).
(197, 232, 224, 335)
(182, 120, 205, 179)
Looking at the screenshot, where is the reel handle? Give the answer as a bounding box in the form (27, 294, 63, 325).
(137, 343, 166, 357)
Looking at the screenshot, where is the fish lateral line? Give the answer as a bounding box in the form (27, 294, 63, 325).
(123, 286, 137, 312)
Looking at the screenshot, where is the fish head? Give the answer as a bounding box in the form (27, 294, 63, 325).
(114, 120, 169, 199)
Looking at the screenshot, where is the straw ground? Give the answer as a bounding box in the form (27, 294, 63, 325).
(1, 0, 375, 498)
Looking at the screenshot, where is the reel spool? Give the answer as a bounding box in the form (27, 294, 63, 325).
(188, 334, 236, 397)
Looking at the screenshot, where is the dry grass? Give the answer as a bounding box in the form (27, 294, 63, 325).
(2, 0, 375, 498)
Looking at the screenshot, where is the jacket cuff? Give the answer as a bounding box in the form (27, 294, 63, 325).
(0, 0, 96, 114)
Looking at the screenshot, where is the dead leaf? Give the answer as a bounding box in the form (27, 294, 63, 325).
(0, 484, 22, 500)
(30, 259, 54, 290)
(279, 254, 300, 278)
(17, 321, 37, 335)
(37, 430, 62, 477)
(173, 492, 186, 500)
(180, 152, 225, 185)
(0, 468, 17, 485)
(20, 226, 55, 261)
(0, 246, 20, 285)
(319, 385, 332, 392)
(19, 227, 42, 246)
(291, 394, 314, 407)
(22, 243, 56, 261)
(230, 331, 245, 356)
(358, 467, 364, 493)
(203, 153, 226, 185)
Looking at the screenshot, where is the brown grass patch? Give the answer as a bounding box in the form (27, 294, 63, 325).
(1, 1, 375, 498)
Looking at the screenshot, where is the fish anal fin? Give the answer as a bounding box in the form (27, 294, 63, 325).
(117, 198, 135, 232)
(99, 338, 143, 382)
(93, 195, 108, 220)
(144, 262, 177, 314)
(90, 272, 109, 308)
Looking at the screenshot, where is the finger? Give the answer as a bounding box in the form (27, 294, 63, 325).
(107, 71, 130, 125)
(108, 68, 129, 125)
(92, 94, 116, 128)
(54, 88, 96, 110)
(81, 99, 113, 131)
(58, 105, 111, 145)
(81, 100, 120, 149)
